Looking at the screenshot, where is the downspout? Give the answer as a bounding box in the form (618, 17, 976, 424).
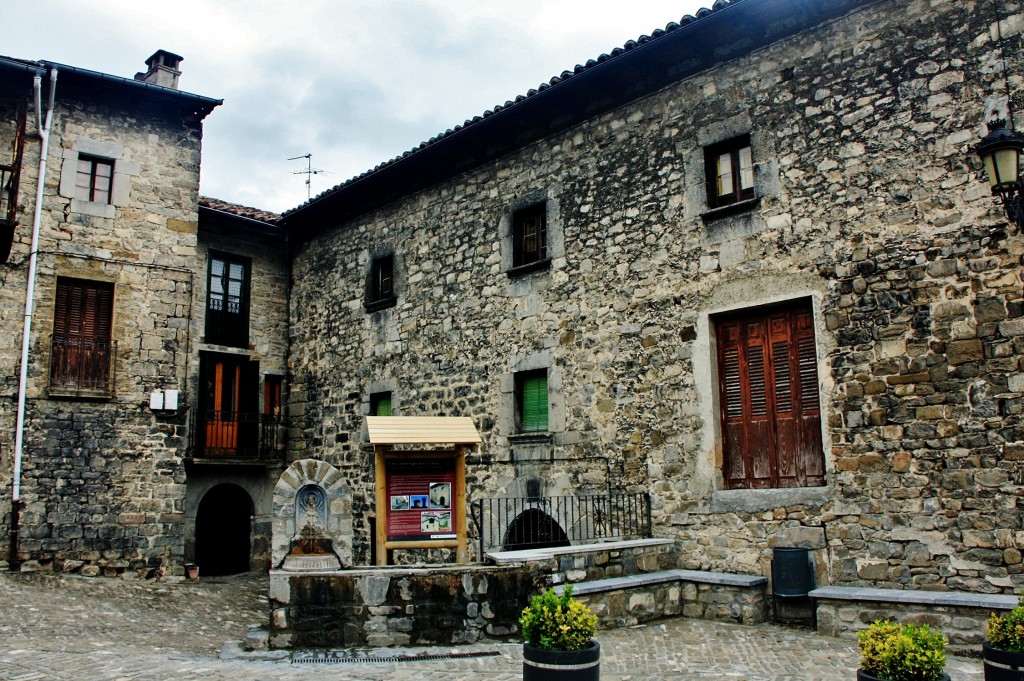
(9, 68, 56, 570)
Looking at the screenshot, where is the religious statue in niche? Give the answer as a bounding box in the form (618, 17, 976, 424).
(284, 484, 339, 564)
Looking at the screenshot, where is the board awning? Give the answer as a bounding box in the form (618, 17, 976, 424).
(366, 416, 482, 445)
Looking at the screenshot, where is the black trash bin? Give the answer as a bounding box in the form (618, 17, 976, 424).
(771, 546, 814, 623)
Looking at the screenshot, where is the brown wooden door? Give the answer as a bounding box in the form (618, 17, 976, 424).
(716, 301, 824, 489)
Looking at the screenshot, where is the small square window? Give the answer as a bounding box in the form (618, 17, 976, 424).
(704, 135, 754, 208)
(366, 254, 397, 311)
(75, 155, 114, 204)
(512, 203, 547, 269)
(370, 391, 393, 416)
(515, 369, 548, 433)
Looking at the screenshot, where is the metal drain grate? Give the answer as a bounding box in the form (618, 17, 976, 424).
(292, 650, 501, 665)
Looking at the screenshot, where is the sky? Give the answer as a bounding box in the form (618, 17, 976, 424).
(5, 1, 712, 214)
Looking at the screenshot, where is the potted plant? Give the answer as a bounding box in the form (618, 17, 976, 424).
(984, 595, 1024, 679)
(857, 619, 949, 681)
(519, 584, 599, 681)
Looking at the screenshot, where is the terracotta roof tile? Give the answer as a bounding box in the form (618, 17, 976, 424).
(199, 196, 280, 224)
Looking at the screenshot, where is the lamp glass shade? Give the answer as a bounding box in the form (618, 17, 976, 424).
(985, 146, 1021, 190)
(976, 121, 1024, 191)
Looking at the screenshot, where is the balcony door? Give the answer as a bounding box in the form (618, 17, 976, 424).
(200, 353, 258, 457)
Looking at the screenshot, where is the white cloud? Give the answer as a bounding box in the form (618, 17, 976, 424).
(5, 0, 712, 212)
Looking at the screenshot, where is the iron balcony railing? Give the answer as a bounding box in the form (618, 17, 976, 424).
(48, 336, 117, 395)
(1, 101, 27, 263)
(472, 492, 652, 556)
(188, 410, 286, 461)
(1, 162, 17, 225)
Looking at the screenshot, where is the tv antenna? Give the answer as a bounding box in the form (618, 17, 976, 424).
(288, 153, 329, 200)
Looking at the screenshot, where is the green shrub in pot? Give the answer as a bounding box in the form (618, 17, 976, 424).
(857, 619, 947, 681)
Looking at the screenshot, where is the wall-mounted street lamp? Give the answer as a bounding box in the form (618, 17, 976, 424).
(976, 119, 1024, 226)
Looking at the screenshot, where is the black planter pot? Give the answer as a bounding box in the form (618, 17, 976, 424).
(856, 670, 950, 681)
(984, 643, 1024, 680)
(523, 640, 600, 681)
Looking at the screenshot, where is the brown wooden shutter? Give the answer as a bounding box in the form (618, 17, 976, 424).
(716, 300, 824, 489)
(54, 278, 112, 342)
(51, 278, 114, 390)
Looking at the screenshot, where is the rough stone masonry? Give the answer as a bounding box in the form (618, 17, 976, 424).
(283, 0, 1024, 595)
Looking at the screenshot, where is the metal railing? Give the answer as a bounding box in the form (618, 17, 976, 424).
(472, 492, 652, 556)
(188, 410, 286, 461)
(2, 101, 26, 228)
(1, 162, 17, 225)
(48, 336, 117, 394)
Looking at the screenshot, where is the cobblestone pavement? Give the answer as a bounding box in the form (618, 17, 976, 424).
(0, 570, 984, 680)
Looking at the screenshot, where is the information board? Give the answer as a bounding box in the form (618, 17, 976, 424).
(385, 458, 457, 542)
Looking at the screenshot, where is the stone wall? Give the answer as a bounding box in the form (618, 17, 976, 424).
(286, 0, 1024, 594)
(0, 79, 204, 573)
(498, 540, 768, 627)
(813, 588, 1019, 657)
(268, 565, 544, 648)
(571, 578, 768, 628)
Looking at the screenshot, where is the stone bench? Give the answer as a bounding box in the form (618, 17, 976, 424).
(552, 569, 768, 627)
(810, 586, 1019, 656)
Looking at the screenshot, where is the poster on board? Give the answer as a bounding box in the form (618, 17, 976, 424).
(385, 458, 457, 541)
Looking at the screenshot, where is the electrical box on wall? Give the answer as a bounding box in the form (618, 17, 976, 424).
(149, 388, 179, 412)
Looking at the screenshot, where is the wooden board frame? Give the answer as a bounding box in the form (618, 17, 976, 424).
(374, 445, 468, 565)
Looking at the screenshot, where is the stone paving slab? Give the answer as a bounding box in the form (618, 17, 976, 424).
(0, 570, 985, 680)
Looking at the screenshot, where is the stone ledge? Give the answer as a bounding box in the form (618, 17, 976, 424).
(553, 569, 767, 596)
(809, 586, 1018, 611)
(485, 538, 674, 564)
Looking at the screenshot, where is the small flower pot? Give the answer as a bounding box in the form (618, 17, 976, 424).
(984, 642, 1024, 680)
(523, 640, 600, 681)
(184, 563, 199, 580)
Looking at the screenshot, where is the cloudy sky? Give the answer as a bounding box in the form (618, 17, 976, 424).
(6, 0, 712, 214)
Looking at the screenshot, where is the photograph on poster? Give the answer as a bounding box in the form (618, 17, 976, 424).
(429, 482, 451, 509)
(420, 511, 452, 532)
(410, 495, 428, 509)
(390, 495, 410, 511)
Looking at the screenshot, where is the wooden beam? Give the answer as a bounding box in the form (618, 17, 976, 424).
(374, 445, 388, 566)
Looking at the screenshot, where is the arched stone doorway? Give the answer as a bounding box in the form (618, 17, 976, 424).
(502, 508, 570, 551)
(195, 483, 254, 575)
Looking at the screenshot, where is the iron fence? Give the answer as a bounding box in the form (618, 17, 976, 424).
(188, 410, 287, 461)
(472, 492, 652, 556)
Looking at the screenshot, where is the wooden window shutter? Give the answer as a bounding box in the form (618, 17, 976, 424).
(716, 300, 824, 489)
(376, 395, 392, 416)
(519, 371, 548, 432)
(51, 278, 114, 391)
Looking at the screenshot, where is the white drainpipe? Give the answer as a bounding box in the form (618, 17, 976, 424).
(12, 68, 56, 513)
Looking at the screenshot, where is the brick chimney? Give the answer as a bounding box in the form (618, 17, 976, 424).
(134, 50, 183, 89)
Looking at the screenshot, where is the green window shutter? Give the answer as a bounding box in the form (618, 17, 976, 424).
(521, 373, 548, 432)
(375, 396, 392, 417)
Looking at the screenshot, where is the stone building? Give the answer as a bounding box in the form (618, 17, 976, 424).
(4, 0, 1024, 601)
(279, 0, 1024, 595)
(0, 53, 288, 576)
